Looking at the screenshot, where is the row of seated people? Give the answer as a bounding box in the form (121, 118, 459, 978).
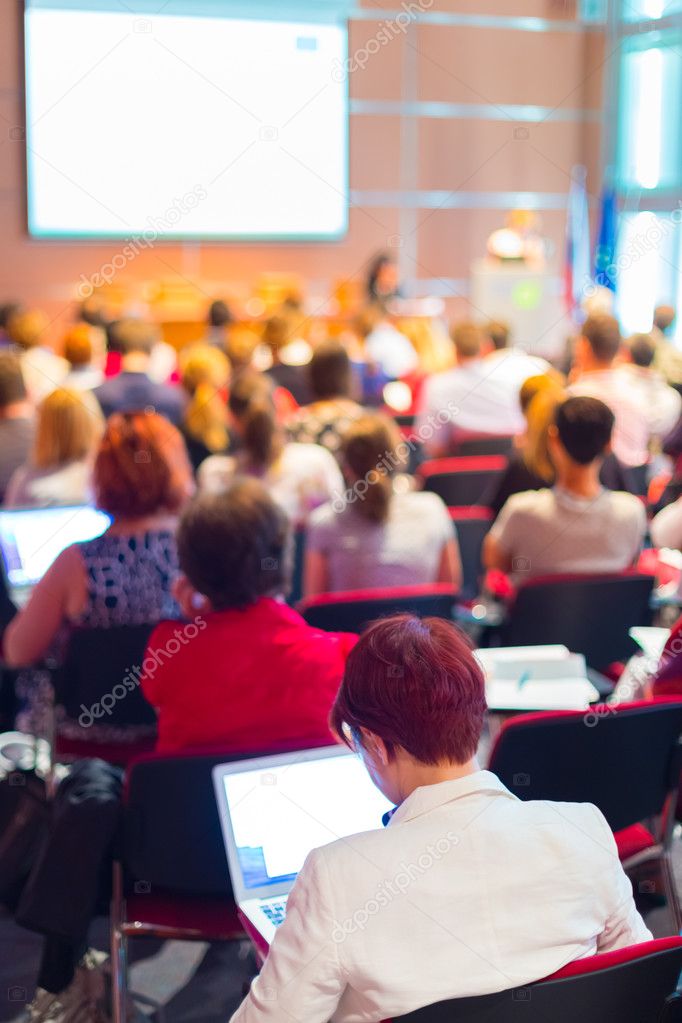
(7, 555, 673, 1022)
(4, 293, 679, 501)
(1, 318, 682, 1017)
(4, 305, 682, 506)
(0, 381, 655, 661)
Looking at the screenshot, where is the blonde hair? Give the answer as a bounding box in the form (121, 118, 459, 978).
(450, 322, 485, 361)
(342, 414, 403, 524)
(63, 324, 95, 367)
(33, 388, 104, 470)
(522, 384, 566, 483)
(519, 370, 565, 415)
(226, 326, 259, 371)
(8, 309, 50, 351)
(180, 344, 231, 454)
(399, 319, 454, 374)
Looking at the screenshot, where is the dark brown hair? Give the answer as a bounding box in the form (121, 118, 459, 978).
(309, 340, 352, 400)
(114, 319, 160, 357)
(177, 479, 290, 609)
(582, 314, 621, 363)
(228, 372, 282, 469)
(341, 414, 402, 524)
(0, 352, 27, 407)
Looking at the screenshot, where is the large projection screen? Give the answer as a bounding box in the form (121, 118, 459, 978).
(24, 1, 348, 240)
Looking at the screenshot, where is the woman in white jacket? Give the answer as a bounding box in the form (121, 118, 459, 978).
(231, 615, 650, 1023)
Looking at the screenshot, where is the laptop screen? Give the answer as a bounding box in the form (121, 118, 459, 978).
(220, 749, 393, 891)
(0, 506, 111, 588)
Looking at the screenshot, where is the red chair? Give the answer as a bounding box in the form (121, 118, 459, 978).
(453, 434, 515, 458)
(418, 457, 507, 506)
(500, 571, 655, 671)
(110, 740, 335, 1020)
(488, 699, 682, 934)
(298, 584, 459, 633)
(387, 937, 682, 1021)
(110, 749, 256, 1023)
(52, 624, 157, 766)
(448, 506, 493, 600)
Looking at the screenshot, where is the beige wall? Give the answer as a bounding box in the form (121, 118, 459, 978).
(0, 1, 606, 338)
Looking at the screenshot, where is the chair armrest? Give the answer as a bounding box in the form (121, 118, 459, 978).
(661, 992, 682, 1022)
(586, 667, 615, 700)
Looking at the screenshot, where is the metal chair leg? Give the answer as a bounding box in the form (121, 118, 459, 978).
(110, 864, 128, 1023)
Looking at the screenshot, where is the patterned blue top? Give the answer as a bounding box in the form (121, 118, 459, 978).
(76, 529, 180, 628)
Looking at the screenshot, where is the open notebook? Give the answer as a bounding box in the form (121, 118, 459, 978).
(476, 645, 600, 711)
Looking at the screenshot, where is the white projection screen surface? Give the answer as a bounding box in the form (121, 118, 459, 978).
(24, 1, 349, 240)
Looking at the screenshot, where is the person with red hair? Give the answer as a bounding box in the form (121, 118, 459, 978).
(4, 410, 193, 674)
(231, 615, 649, 1023)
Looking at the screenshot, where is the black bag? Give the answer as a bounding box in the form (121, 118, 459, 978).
(0, 734, 50, 908)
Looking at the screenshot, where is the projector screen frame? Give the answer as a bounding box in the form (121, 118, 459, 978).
(22, 0, 350, 244)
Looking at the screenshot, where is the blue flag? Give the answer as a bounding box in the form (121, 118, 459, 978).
(593, 186, 618, 293)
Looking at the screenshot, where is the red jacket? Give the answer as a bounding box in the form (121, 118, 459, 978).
(653, 614, 682, 697)
(141, 598, 357, 754)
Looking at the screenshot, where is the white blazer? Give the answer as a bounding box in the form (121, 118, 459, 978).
(230, 770, 651, 1023)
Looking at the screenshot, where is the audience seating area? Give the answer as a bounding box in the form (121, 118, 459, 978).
(418, 456, 508, 506)
(2, 175, 682, 1023)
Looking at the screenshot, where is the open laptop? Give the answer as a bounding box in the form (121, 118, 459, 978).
(213, 745, 393, 946)
(0, 506, 111, 607)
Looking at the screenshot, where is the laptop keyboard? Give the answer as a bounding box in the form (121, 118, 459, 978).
(261, 900, 287, 927)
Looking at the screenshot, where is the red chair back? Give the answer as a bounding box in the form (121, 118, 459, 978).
(298, 585, 459, 633)
(448, 506, 493, 599)
(418, 457, 507, 506)
(389, 938, 682, 1021)
(488, 699, 682, 833)
(501, 571, 654, 670)
(453, 434, 515, 458)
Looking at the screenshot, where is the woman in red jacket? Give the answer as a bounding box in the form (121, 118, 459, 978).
(143, 478, 357, 752)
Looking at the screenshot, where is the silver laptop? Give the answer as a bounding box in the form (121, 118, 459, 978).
(0, 506, 111, 607)
(213, 745, 393, 946)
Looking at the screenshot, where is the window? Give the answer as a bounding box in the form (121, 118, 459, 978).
(615, 212, 682, 338)
(618, 40, 682, 191)
(621, 0, 682, 22)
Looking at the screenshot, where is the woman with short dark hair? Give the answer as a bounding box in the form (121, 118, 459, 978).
(231, 614, 649, 1023)
(144, 479, 357, 753)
